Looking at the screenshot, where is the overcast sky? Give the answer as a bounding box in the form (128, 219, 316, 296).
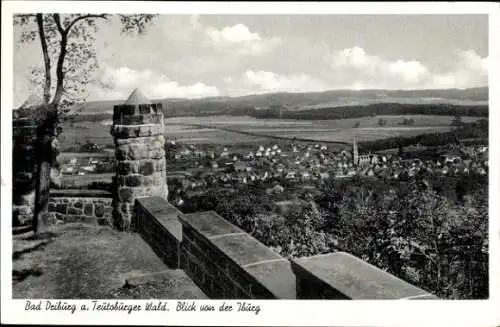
(14, 14, 488, 106)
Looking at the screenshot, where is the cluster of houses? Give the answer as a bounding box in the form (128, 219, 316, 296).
(166, 138, 489, 204)
(60, 156, 114, 176)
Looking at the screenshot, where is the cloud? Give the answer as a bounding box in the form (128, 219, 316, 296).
(90, 65, 220, 100)
(223, 47, 488, 96)
(427, 49, 488, 89)
(205, 23, 281, 56)
(207, 24, 261, 43)
(326, 46, 487, 90)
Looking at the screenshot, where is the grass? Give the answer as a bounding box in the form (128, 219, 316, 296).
(12, 223, 207, 299)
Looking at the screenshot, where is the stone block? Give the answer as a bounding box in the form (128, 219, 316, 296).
(112, 124, 163, 139)
(116, 161, 137, 174)
(139, 160, 155, 175)
(95, 204, 105, 217)
(48, 202, 56, 212)
(149, 149, 165, 159)
(291, 252, 437, 300)
(125, 174, 143, 187)
(68, 207, 83, 215)
(65, 214, 80, 223)
(84, 203, 94, 216)
(55, 203, 67, 214)
(116, 176, 126, 187)
(74, 201, 83, 209)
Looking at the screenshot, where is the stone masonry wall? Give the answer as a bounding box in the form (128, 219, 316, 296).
(135, 197, 182, 269)
(44, 191, 113, 226)
(112, 103, 167, 230)
(178, 211, 296, 299)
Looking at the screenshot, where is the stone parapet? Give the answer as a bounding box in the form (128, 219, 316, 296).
(291, 252, 438, 300)
(133, 195, 439, 300)
(178, 211, 296, 299)
(135, 197, 182, 268)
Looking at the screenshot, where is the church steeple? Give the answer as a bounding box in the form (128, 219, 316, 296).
(353, 135, 359, 166)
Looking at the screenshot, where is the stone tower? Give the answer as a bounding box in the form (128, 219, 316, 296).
(111, 88, 167, 230)
(353, 135, 359, 166)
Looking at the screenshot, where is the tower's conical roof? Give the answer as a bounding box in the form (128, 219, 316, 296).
(124, 88, 151, 105)
(19, 94, 44, 109)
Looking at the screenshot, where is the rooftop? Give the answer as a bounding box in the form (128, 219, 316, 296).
(124, 88, 152, 105)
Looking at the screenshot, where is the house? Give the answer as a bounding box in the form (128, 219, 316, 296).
(266, 184, 285, 194)
(319, 172, 330, 180)
(81, 165, 95, 172)
(233, 161, 247, 172)
(61, 166, 74, 174)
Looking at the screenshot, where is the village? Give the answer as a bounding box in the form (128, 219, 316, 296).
(161, 138, 489, 206)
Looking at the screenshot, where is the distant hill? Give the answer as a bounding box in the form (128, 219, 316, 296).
(69, 87, 488, 117)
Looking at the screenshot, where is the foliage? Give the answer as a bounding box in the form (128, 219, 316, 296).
(360, 119, 488, 152)
(401, 118, 415, 125)
(317, 176, 488, 299)
(14, 13, 158, 121)
(378, 118, 388, 127)
(180, 172, 488, 299)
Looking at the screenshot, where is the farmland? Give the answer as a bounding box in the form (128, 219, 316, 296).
(163, 115, 482, 144)
(58, 114, 484, 150)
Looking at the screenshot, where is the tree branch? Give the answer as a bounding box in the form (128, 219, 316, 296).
(53, 14, 65, 36)
(50, 14, 67, 112)
(65, 14, 109, 34)
(36, 14, 52, 105)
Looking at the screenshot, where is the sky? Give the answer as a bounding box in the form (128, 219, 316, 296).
(13, 14, 489, 106)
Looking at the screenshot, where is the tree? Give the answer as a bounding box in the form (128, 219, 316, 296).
(14, 14, 158, 233)
(353, 121, 360, 128)
(378, 118, 387, 127)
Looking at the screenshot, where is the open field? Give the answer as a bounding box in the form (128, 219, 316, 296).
(61, 173, 114, 187)
(59, 151, 114, 160)
(58, 115, 484, 148)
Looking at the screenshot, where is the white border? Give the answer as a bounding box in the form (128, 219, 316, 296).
(2, 2, 500, 326)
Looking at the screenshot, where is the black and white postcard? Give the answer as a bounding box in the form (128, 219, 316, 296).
(1, 1, 499, 326)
